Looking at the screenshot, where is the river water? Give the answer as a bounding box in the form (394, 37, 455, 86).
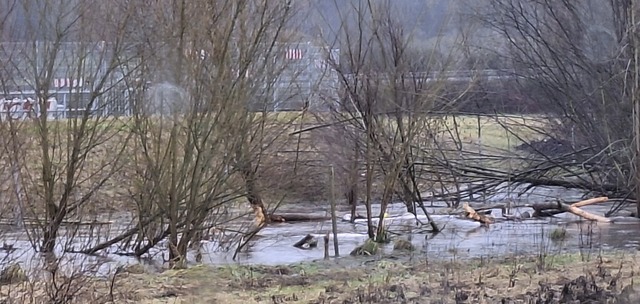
(1, 184, 640, 276)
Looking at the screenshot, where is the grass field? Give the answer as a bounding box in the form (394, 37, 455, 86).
(0, 112, 547, 216)
(115, 251, 640, 303)
(1, 111, 544, 149)
(441, 114, 547, 151)
(2, 250, 637, 303)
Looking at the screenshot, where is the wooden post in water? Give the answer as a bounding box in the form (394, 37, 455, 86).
(330, 166, 339, 257)
(323, 233, 329, 260)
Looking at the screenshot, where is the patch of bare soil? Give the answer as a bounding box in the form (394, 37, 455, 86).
(2, 251, 640, 303)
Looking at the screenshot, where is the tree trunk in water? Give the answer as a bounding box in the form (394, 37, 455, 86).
(168, 125, 180, 267)
(236, 149, 269, 226)
(347, 188, 357, 223)
(375, 185, 394, 242)
(134, 228, 171, 257)
(174, 230, 193, 269)
(41, 203, 61, 253)
(364, 163, 375, 239)
(404, 159, 440, 232)
(396, 188, 416, 214)
(246, 174, 269, 226)
(168, 223, 180, 267)
(348, 140, 360, 223)
(42, 227, 57, 253)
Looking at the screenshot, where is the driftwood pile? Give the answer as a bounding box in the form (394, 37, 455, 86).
(463, 197, 613, 225)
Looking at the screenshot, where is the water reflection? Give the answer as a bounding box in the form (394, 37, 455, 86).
(1, 186, 639, 273)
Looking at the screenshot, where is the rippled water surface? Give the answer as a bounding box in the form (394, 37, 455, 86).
(1, 184, 639, 275)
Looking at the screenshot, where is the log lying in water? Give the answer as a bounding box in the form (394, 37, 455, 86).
(463, 203, 493, 225)
(531, 197, 608, 214)
(293, 234, 318, 249)
(0, 218, 112, 226)
(532, 197, 611, 223)
(269, 213, 331, 223)
(475, 197, 610, 221)
(571, 196, 608, 208)
(562, 203, 611, 222)
(502, 211, 533, 221)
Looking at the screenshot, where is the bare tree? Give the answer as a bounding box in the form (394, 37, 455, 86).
(71, 0, 302, 267)
(0, 0, 149, 302)
(0, 0, 140, 253)
(443, 0, 640, 215)
(309, 0, 471, 240)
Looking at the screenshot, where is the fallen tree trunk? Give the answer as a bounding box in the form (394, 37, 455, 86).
(0, 218, 112, 226)
(532, 197, 609, 218)
(532, 201, 571, 217)
(293, 234, 318, 249)
(473, 197, 608, 215)
(269, 214, 331, 223)
(570, 197, 608, 208)
(254, 210, 331, 224)
(463, 203, 493, 225)
(532, 200, 611, 223)
(470, 204, 509, 213)
(559, 202, 611, 223)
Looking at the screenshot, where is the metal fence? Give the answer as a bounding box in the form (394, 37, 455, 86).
(0, 41, 130, 120)
(273, 42, 340, 112)
(0, 41, 340, 120)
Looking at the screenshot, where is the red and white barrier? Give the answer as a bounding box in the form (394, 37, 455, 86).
(53, 78, 84, 89)
(285, 48, 303, 60)
(0, 97, 59, 121)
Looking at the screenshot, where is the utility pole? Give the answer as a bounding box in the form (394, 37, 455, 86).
(330, 166, 339, 257)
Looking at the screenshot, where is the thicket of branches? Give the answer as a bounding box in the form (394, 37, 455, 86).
(304, 0, 477, 240)
(0, 1, 322, 300)
(2, 0, 639, 301)
(435, 0, 640, 216)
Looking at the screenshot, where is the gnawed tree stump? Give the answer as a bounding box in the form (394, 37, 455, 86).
(253, 205, 267, 226)
(293, 234, 318, 249)
(463, 203, 493, 225)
